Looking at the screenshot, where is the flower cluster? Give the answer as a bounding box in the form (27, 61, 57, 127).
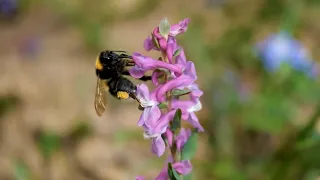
(130, 18, 203, 179)
(256, 31, 318, 77)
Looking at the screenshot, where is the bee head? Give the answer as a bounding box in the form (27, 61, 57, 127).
(100, 51, 122, 68)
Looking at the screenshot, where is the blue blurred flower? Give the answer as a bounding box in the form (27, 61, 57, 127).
(0, 0, 17, 15)
(256, 31, 318, 77)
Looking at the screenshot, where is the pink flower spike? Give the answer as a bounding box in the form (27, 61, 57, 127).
(169, 18, 190, 36)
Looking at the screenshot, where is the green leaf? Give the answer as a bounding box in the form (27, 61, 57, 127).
(158, 102, 168, 109)
(171, 89, 191, 96)
(173, 48, 181, 57)
(184, 173, 193, 180)
(159, 17, 170, 39)
(170, 109, 182, 132)
(167, 163, 180, 180)
(14, 160, 31, 180)
(152, 33, 160, 49)
(181, 130, 198, 160)
(37, 132, 62, 159)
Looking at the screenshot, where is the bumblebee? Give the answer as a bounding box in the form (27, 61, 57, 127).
(94, 50, 151, 116)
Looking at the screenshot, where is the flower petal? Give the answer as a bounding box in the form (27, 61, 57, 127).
(129, 66, 147, 78)
(152, 110, 176, 135)
(132, 53, 182, 75)
(152, 71, 164, 86)
(171, 99, 195, 111)
(156, 74, 195, 102)
(144, 36, 155, 51)
(184, 61, 197, 79)
(169, 18, 190, 36)
(159, 38, 167, 51)
(136, 84, 150, 103)
(176, 128, 191, 151)
(151, 135, 166, 157)
(166, 36, 178, 63)
(176, 48, 187, 65)
(165, 129, 173, 147)
(172, 160, 192, 175)
(188, 112, 204, 132)
(144, 105, 161, 127)
(155, 167, 169, 180)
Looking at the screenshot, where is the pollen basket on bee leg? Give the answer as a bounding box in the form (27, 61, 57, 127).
(117, 91, 130, 99)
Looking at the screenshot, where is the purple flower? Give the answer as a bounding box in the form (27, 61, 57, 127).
(143, 18, 189, 53)
(171, 89, 204, 132)
(136, 84, 168, 157)
(155, 157, 192, 179)
(144, 36, 160, 51)
(165, 129, 173, 147)
(151, 135, 166, 157)
(172, 48, 197, 82)
(0, 0, 17, 15)
(166, 37, 179, 64)
(156, 74, 196, 102)
(136, 84, 160, 127)
(152, 71, 164, 86)
(176, 128, 191, 151)
(129, 53, 182, 79)
(176, 48, 187, 65)
(155, 167, 169, 180)
(169, 18, 190, 37)
(172, 160, 192, 175)
(256, 31, 318, 77)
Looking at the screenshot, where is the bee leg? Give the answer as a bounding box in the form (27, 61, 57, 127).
(119, 54, 133, 59)
(121, 71, 151, 81)
(107, 76, 139, 102)
(124, 59, 135, 66)
(138, 76, 152, 81)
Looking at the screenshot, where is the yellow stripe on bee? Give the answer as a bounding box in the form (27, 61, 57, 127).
(117, 91, 129, 99)
(95, 56, 103, 70)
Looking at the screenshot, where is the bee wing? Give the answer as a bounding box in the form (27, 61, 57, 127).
(94, 77, 108, 117)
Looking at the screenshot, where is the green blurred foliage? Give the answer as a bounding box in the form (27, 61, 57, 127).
(14, 160, 31, 180)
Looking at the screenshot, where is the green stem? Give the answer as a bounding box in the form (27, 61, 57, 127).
(161, 51, 178, 163)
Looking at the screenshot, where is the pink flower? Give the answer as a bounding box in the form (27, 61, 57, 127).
(176, 128, 192, 151)
(129, 53, 182, 79)
(169, 18, 190, 37)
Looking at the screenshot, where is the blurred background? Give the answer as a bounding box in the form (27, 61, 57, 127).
(0, 0, 320, 179)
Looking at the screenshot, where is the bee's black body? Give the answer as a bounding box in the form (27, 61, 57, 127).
(95, 50, 150, 102)
(107, 76, 137, 99)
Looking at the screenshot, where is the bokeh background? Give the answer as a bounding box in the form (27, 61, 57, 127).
(0, 0, 320, 179)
